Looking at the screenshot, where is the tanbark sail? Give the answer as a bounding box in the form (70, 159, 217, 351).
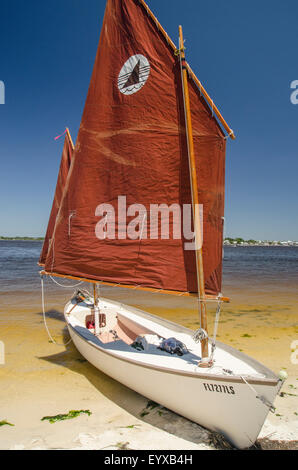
(44, 0, 226, 296)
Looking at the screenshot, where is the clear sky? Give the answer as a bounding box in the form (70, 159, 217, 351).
(0, 0, 297, 240)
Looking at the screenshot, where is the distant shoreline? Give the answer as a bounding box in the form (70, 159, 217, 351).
(0, 237, 44, 242)
(0, 237, 297, 247)
(224, 244, 298, 247)
(224, 238, 298, 247)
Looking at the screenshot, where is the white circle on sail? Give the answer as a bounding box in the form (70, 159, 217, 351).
(118, 55, 150, 95)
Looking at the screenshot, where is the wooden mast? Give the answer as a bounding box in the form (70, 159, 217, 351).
(178, 26, 210, 366)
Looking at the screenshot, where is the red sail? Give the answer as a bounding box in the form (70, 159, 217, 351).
(44, 0, 226, 296)
(39, 131, 74, 266)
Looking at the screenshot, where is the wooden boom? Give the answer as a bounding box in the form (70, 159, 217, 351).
(40, 270, 230, 303)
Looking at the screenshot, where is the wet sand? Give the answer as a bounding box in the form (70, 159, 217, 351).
(0, 281, 297, 450)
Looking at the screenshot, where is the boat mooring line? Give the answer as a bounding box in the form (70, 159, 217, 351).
(240, 374, 276, 413)
(41, 276, 73, 347)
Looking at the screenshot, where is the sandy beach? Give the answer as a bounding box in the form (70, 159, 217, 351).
(0, 276, 297, 451)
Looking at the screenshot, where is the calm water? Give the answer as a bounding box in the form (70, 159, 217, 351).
(0, 240, 296, 379)
(0, 240, 297, 300)
(0, 241, 43, 292)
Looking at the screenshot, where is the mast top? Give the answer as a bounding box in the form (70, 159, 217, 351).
(137, 0, 235, 140)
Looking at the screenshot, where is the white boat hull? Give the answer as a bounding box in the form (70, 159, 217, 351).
(65, 298, 281, 450)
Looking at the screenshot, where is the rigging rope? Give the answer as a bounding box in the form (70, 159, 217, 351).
(240, 375, 276, 413)
(41, 276, 73, 347)
(49, 275, 84, 289)
(193, 297, 223, 352)
(49, 231, 83, 288)
(194, 299, 277, 413)
(222, 368, 277, 413)
(224, 130, 235, 140)
(210, 299, 222, 362)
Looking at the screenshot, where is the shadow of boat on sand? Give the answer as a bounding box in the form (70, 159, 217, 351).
(37, 316, 235, 449)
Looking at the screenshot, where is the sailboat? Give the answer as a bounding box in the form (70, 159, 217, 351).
(40, 0, 284, 449)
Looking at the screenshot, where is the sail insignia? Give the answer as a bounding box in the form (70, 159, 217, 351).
(118, 54, 150, 95)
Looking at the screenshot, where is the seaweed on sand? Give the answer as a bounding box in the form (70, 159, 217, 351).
(116, 442, 131, 450)
(146, 400, 160, 410)
(41, 410, 92, 424)
(0, 420, 14, 427)
(140, 400, 169, 418)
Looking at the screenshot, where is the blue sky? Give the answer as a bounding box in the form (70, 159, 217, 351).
(0, 0, 297, 240)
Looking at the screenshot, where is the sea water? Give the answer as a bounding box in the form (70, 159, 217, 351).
(0, 240, 297, 368)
